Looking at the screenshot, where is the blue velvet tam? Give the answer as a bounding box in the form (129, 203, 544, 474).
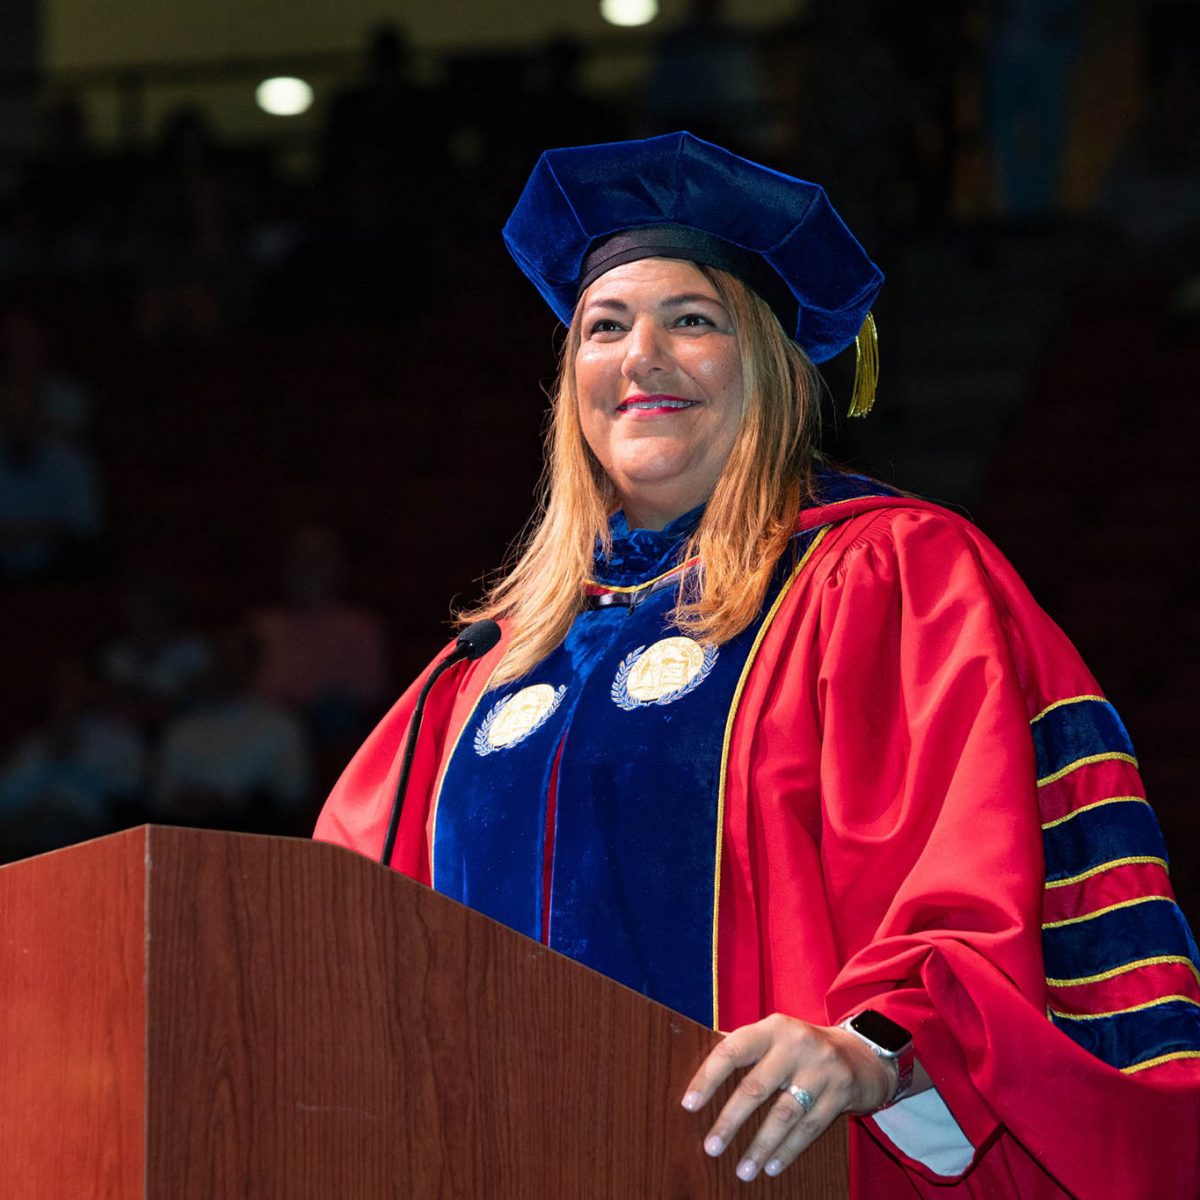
(501, 130, 884, 364)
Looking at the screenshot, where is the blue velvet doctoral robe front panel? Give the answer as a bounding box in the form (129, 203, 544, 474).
(432, 512, 822, 1027)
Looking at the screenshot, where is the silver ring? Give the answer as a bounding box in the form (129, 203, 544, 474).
(783, 1083, 815, 1115)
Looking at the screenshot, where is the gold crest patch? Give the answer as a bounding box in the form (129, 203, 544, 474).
(474, 683, 567, 755)
(611, 636, 718, 710)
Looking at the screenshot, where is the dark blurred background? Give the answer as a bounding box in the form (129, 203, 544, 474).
(0, 0, 1196, 926)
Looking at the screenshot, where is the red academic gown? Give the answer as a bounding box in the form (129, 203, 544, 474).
(315, 495, 1200, 1199)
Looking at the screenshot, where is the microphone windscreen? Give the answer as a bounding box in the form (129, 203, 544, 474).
(455, 619, 502, 660)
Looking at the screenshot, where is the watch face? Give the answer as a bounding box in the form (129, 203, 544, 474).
(850, 1010, 911, 1054)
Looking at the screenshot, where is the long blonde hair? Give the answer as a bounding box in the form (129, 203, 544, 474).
(458, 264, 823, 685)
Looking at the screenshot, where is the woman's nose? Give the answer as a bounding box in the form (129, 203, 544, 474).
(621, 317, 668, 379)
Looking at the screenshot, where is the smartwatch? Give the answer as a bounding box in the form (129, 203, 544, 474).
(840, 1009, 914, 1110)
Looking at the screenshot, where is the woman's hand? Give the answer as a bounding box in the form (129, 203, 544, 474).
(680, 1013, 897, 1182)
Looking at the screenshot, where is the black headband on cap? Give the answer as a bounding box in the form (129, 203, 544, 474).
(578, 225, 800, 334)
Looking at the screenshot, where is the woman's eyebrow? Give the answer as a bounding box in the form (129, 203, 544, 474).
(581, 296, 631, 313)
(659, 292, 724, 308)
(582, 291, 724, 313)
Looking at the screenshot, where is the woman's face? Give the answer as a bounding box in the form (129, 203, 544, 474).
(574, 257, 744, 531)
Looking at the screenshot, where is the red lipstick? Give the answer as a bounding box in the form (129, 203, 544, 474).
(616, 393, 699, 415)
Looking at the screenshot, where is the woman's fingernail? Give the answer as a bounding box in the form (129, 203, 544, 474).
(765, 1159, 783, 1177)
(704, 1134, 725, 1156)
(736, 1158, 758, 1181)
(682, 1090, 703, 1111)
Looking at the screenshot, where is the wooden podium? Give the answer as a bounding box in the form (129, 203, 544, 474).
(0, 826, 848, 1198)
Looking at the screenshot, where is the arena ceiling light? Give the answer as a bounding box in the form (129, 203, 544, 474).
(255, 77, 314, 117)
(600, 0, 659, 27)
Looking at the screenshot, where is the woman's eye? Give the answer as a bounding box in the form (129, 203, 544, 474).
(587, 318, 623, 336)
(675, 312, 712, 328)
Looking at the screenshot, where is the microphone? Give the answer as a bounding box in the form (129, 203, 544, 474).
(454, 619, 502, 663)
(380, 620, 501, 866)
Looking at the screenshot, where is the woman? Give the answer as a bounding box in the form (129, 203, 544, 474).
(316, 133, 1200, 1196)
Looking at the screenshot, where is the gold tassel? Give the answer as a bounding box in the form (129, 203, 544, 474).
(848, 311, 879, 418)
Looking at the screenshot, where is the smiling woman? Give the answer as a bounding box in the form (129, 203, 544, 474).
(474, 246, 825, 688)
(574, 259, 745, 530)
(315, 133, 1200, 1198)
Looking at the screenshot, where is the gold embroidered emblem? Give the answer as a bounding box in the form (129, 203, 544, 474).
(612, 636, 718, 710)
(474, 683, 566, 755)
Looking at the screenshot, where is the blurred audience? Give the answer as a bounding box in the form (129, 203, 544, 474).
(646, 0, 771, 157)
(252, 526, 389, 745)
(525, 34, 621, 152)
(156, 624, 312, 834)
(987, 0, 1081, 218)
(1, 308, 94, 441)
(0, 96, 107, 280)
(274, 21, 439, 324)
(101, 580, 211, 736)
(0, 657, 143, 859)
(124, 107, 260, 341)
(879, 0, 975, 226)
(0, 367, 102, 581)
(323, 22, 448, 204)
(1098, 2, 1200, 265)
(789, 0, 911, 246)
